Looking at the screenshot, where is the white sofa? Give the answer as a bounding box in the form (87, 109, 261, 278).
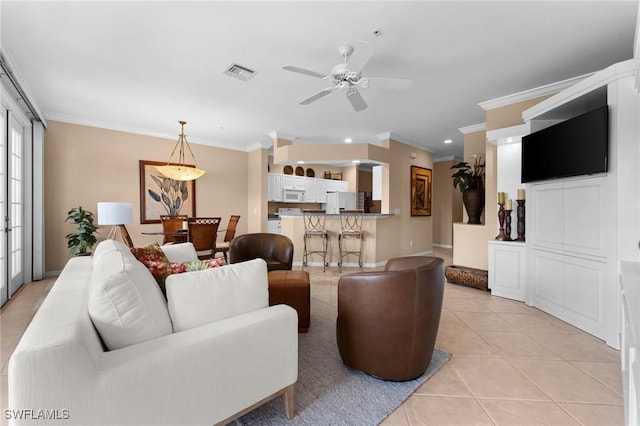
(8, 240, 298, 425)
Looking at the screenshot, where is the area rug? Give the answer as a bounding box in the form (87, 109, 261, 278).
(233, 297, 450, 426)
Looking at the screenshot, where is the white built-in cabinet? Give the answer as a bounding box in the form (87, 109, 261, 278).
(267, 173, 345, 203)
(488, 241, 527, 301)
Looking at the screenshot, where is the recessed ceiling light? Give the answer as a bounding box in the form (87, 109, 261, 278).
(352, 160, 361, 164)
(444, 139, 452, 144)
(297, 160, 305, 164)
(345, 138, 353, 143)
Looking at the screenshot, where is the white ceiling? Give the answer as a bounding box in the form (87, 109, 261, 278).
(2, 1, 637, 161)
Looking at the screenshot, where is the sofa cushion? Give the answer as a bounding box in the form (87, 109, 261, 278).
(166, 258, 269, 332)
(161, 242, 199, 263)
(145, 258, 224, 294)
(89, 240, 173, 350)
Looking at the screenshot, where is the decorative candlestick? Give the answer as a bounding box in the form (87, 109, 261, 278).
(496, 202, 506, 240)
(504, 209, 513, 241)
(516, 199, 526, 241)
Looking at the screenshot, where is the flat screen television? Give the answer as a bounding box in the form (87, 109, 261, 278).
(521, 105, 608, 183)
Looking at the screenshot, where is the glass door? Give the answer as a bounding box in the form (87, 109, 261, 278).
(8, 113, 24, 297)
(0, 107, 6, 306)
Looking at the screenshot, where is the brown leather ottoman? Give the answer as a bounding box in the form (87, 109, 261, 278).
(268, 270, 310, 333)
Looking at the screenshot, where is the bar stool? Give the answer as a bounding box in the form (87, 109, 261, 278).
(338, 209, 364, 272)
(302, 209, 328, 272)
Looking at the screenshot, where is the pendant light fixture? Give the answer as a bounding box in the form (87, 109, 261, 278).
(156, 121, 206, 181)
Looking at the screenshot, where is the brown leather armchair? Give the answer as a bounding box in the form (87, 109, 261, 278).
(229, 233, 294, 271)
(336, 256, 445, 381)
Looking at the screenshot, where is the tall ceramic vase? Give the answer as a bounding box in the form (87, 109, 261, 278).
(462, 178, 485, 224)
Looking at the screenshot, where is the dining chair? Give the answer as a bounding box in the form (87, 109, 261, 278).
(215, 215, 241, 263)
(118, 224, 134, 248)
(187, 217, 222, 260)
(160, 215, 188, 245)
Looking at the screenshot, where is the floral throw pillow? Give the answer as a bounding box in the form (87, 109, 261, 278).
(145, 258, 225, 295)
(131, 245, 169, 264)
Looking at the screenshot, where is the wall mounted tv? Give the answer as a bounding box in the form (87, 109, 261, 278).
(521, 105, 608, 183)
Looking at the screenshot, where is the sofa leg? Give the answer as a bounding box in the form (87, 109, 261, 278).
(283, 384, 295, 419)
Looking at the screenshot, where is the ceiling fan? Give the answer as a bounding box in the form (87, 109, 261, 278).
(283, 41, 412, 112)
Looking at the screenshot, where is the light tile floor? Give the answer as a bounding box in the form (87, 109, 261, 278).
(0, 248, 624, 425)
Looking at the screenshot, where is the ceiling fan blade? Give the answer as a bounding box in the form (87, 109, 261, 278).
(366, 77, 413, 90)
(283, 65, 328, 79)
(346, 89, 367, 112)
(346, 40, 374, 72)
(299, 88, 334, 105)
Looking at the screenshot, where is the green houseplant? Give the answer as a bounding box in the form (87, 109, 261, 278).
(65, 206, 99, 255)
(451, 154, 486, 224)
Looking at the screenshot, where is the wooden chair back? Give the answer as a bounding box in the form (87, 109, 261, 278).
(223, 215, 241, 243)
(188, 217, 222, 259)
(160, 215, 188, 244)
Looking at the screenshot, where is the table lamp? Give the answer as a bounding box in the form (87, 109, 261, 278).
(97, 202, 133, 241)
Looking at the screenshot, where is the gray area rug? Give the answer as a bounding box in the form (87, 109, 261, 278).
(234, 297, 451, 426)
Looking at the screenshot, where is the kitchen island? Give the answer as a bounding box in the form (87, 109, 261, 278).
(279, 213, 413, 268)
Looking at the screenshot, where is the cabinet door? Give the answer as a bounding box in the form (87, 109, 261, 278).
(326, 180, 338, 192)
(316, 179, 328, 203)
(337, 180, 348, 192)
(283, 175, 297, 188)
(273, 174, 283, 201)
(488, 242, 526, 301)
(304, 177, 316, 202)
(268, 174, 274, 201)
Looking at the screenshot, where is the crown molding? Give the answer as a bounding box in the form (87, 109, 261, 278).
(433, 155, 456, 162)
(486, 123, 530, 144)
(376, 132, 435, 153)
(523, 59, 638, 121)
(267, 130, 296, 142)
(45, 113, 252, 152)
(458, 123, 486, 134)
(479, 73, 593, 111)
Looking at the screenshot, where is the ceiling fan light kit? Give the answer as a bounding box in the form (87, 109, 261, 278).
(156, 121, 206, 181)
(283, 41, 412, 112)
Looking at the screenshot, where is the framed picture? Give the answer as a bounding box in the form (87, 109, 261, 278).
(410, 165, 432, 217)
(139, 160, 196, 224)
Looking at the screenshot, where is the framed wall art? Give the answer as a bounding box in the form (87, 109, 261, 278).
(139, 160, 196, 224)
(410, 165, 432, 217)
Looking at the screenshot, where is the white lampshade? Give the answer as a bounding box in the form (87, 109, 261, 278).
(97, 202, 133, 225)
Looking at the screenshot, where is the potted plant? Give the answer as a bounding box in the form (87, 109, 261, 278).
(65, 206, 99, 256)
(451, 154, 486, 224)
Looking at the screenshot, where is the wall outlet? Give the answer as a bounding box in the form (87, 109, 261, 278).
(395, 208, 400, 215)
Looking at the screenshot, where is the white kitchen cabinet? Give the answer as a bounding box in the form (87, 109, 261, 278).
(267, 219, 282, 234)
(325, 179, 348, 192)
(283, 174, 305, 190)
(488, 240, 527, 302)
(316, 179, 328, 203)
(268, 173, 283, 202)
(620, 261, 640, 426)
(303, 177, 316, 202)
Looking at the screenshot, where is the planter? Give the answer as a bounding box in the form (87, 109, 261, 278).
(462, 188, 485, 224)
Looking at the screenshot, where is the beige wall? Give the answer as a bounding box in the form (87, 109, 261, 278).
(385, 139, 434, 256)
(45, 121, 249, 273)
(247, 148, 268, 233)
(485, 95, 553, 130)
(432, 160, 460, 247)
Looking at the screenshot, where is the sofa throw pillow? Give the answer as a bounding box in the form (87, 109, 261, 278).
(160, 242, 199, 263)
(89, 241, 173, 351)
(166, 258, 269, 332)
(130, 245, 169, 264)
(146, 258, 224, 295)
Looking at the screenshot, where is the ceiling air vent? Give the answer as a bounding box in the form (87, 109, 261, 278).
(224, 63, 256, 82)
